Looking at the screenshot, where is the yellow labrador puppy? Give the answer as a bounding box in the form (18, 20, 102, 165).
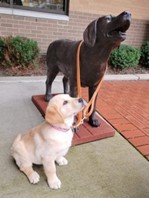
(11, 94, 84, 189)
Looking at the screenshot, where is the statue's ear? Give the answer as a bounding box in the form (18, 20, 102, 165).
(83, 19, 98, 47)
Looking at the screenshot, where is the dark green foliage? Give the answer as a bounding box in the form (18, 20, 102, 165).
(109, 44, 141, 70)
(0, 36, 40, 68)
(0, 38, 6, 60)
(140, 41, 149, 68)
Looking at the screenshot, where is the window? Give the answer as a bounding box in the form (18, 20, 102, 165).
(0, 0, 69, 15)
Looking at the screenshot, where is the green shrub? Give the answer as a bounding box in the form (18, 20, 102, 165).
(0, 36, 40, 68)
(140, 41, 149, 68)
(0, 38, 6, 60)
(109, 44, 141, 70)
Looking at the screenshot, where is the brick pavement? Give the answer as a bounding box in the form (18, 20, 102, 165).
(82, 81, 149, 160)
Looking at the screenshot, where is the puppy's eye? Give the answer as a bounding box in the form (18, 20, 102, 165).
(63, 100, 68, 105)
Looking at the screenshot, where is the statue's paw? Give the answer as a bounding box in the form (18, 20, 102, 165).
(45, 94, 52, 102)
(88, 118, 100, 127)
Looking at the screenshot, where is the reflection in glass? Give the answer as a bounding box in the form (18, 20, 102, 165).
(0, 0, 64, 12)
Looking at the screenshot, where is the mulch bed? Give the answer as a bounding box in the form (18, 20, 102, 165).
(0, 55, 148, 76)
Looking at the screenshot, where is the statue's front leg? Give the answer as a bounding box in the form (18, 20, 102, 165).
(88, 86, 100, 127)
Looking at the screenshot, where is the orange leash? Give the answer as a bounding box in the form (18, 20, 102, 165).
(74, 40, 107, 128)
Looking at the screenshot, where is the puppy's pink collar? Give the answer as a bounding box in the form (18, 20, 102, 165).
(48, 123, 70, 132)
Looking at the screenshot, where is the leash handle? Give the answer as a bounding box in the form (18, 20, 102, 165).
(75, 40, 84, 126)
(74, 40, 106, 128)
(76, 40, 83, 98)
(83, 73, 105, 118)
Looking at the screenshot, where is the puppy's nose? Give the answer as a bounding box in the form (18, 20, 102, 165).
(78, 98, 83, 103)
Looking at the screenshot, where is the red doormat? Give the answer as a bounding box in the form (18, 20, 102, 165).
(32, 95, 115, 146)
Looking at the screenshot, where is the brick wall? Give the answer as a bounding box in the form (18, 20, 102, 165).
(0, 0, 149, 53)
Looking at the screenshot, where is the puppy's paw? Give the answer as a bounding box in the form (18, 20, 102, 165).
(28, 171, 40, 184)
(48, 177, 61, 189)
(56, 157, 68, 166)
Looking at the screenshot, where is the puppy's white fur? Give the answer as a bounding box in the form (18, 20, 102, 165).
(11, 94, 84, 189)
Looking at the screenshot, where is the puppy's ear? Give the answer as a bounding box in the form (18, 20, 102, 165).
(45, 105, 64, 124)
(83, 19, 98, 47)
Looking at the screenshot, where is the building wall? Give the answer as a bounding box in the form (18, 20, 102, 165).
(70, 0, 149, 20)
(0, 0, 149, 53)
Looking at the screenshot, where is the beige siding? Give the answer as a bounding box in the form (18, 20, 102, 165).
(70, 0, 149, 20)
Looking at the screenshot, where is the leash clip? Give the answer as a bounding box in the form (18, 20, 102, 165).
(73, 116, 86, 131)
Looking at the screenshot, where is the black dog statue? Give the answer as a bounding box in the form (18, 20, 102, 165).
(45, 11, 131, 127)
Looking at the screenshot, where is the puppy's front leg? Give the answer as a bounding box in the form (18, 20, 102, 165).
(43, 158, 61, 189)
(20, 165, 40, 184)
